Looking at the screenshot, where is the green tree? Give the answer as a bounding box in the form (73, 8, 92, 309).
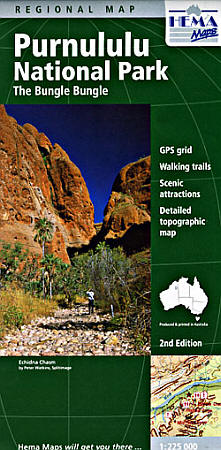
(34, 218, 54, 257)
(71, 243, 133, 313)
(41, 254, 60, 299)
(53, 258, 85, 305)
(0, 242, 28, 285)
(18, 255, 40, 294)
(34, 218, 54, 297)
(70, 243, 150, 349)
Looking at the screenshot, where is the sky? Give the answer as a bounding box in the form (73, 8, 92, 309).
(6, 104, 150, 223)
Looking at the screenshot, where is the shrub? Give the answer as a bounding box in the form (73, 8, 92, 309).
(0, 284, 57, 337)
(70, 243, 150, 349)
(2, 305, 23, 328)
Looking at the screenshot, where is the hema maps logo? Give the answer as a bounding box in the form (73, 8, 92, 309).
(165, 1, 221, 46)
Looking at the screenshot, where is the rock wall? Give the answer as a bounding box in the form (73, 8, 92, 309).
(0, 105, 95, 263)
(96, 156, 150, 253)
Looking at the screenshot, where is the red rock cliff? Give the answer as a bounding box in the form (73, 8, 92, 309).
(101, 156, 150, 251)
(0, 106, 95, 262)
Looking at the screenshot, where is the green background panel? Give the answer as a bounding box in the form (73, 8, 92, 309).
(0, 18, 220, 446)
(1, 18, 221, 346)
(0, 357, 149, 449)
(0, 18, 220, 105)
(151, 100, 221, 354)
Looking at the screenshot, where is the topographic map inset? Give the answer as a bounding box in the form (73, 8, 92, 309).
(151, 356, 221, 437)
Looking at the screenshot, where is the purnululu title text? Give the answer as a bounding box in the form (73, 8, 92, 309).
(14, 32, 169, 81)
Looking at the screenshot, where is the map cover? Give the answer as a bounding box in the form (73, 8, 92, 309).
(0, 1, 220, 449)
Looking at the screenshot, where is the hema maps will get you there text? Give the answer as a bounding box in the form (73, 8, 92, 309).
(0, 1, 221, 450)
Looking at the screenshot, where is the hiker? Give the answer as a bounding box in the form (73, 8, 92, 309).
(86, 289, 95, 315)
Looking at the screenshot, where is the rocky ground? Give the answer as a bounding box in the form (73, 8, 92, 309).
(0, 304, 150, 356)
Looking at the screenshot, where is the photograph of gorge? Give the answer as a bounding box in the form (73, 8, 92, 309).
(0, 104, 150, 356)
